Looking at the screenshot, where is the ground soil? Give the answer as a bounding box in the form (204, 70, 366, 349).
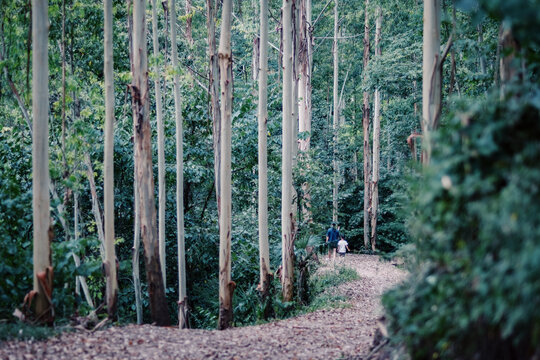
(0, 254, 406, 360)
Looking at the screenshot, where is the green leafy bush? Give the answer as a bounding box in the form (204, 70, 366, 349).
(383, 85, 540, 359)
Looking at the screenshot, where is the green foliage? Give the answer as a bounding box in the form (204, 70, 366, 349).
(0, 322, 66, 341)
(383, 84, 540, 359)
(0, 128, 32, 319)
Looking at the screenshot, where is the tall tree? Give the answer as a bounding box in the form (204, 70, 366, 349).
(132, 0, 170, 326)
(207, 0, 221, 211)
(32, 0, 53, 324)
(281, 0, 295, 302)
(332, 0, 339, 223)
(217, 0, 235, 330)
(421, 0, 440, 163)
(362, 0, 371, 249)
(298, 0, 312, 222)
(257, 0, 272, 299)
(170, 0, 188, 328)
(104, 0, 118, 318)
(370, 6, 381, 252)
(151, 0, 167, 289)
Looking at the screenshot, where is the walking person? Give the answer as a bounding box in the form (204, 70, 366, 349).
(326, 222, 340, 262)
(337, 236, 350, 258)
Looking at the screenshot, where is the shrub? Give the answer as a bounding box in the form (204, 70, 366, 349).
(383, 85, 540, 359)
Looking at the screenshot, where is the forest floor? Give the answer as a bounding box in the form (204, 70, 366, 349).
(0, 254, 406, 360)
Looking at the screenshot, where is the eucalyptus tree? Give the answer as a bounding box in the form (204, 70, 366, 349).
(151, 0, 167, 288)
(257, 0, 272, 299)
(217, 0, 234, 330)
(132, 0, 170, 326)
(298, 0, 312, 222)
(370, 6, 381, 251)
(421, 0, 441, 164)
(103, 0, 118, 317)
(332, 0, 339, 223)
(362, 0, 371, 249)
(32, 0, 53, 323)
(170, 0, 188, 329)
(281, 0, 295, 302)
(206, 0, 221, 209)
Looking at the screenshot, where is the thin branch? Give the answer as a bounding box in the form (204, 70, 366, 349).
(440, 33, 454, 66)
(312, 0, 333, 29)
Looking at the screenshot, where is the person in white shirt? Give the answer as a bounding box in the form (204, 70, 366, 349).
(337, 236, 350, 257)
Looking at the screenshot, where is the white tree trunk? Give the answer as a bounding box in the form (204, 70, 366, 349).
(207, 0, 221, 213)
(132, 0, 170, 326)
(127, 0, 143, 325)
(104, 0, 118, 318)
(421, 0, 441, 163)
(332, 0, 339, 223)
(362, 0, 371, 249)
(257, 0, 271, 296)
(281, 0, 294, 303)
(170, 0, 188, 329)
(132, 161, 143, 324)
(217, 0, 234, 330)
(32, 0, 52, 322)
(298, 0, 312, 222)
(151, 0, 167, 290)
(370, 6, 382, 252)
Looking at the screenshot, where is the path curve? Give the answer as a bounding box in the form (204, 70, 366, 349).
(0, 254, 406, 359)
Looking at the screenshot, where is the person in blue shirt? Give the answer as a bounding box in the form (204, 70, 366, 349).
(326, 222, 340, 261)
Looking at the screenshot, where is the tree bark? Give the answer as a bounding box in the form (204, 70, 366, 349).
(257, 0, 272, 299)
(370, 6, 381, 252)
(127, 0, 143, 325)
(151, 0, 167, 290)
(332, 0, 339, 223)
(132, 0, 170, 326)
(32, 0, 53, 324)
(362, 0, 371, 249)
(104, 0, 118, 318)
(421, 0, 441, 164)
(217, 0, 234, 330)
(170, 0, 188, 329)
(281, 0, 295, 303)
(298, 0, 312, 222)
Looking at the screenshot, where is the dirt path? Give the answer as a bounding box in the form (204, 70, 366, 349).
(0, 254, 406, 360)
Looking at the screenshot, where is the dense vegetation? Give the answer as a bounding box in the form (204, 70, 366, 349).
(383, 0, 540, 358)
(1, 0, 539, 357)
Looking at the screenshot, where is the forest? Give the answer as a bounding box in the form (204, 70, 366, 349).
(0, 0, 539, 358)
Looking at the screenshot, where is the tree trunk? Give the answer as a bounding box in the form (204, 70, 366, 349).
(151, 0, 167, 290)
(132, 0, 170, 326)
(370, 6, 381, 252)
(127, 0, 143, 325)
(207, 0, 221, 213)
(332, 0, 339, 223)
(421, 0, 441, 164)
(298, 0, 312, 222)
(32, 0, 53, 324)
(217, 0, 234, 330)
(362, 0, 371, 249)
(257, 0, 272, 300)
(281, 0, 295, 303)
(104, 0, 118, 318)
(170, 0, 188, 329)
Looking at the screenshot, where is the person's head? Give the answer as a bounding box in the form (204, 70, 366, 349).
(331, 222, 336, 227)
